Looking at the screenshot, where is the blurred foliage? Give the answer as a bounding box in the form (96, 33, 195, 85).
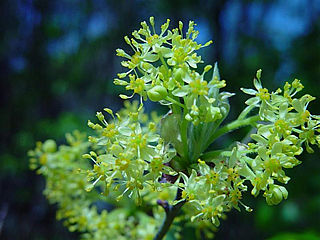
(268, 231, 320, 240)
(1, 0, 320, 239)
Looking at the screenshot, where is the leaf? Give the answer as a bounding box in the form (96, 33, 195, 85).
(179, 172, 189, 184)
(182, 73, 193, 84)
(97, 138, 109, 146)
(144, 53, 159, 62)
(162, 165, 177, 175)
(245, 97, 260, 106)
(278, 186, 288, 199)
(187, 59, 197, 68)
(257, 146, 268, 161)
(279, 102, 288, 119)
(172, 86, 190, 97)
(229, 147, 237, 167)
(147, 134, 159, 142)
(118, 127, 132, 136)
(220, 91, 235, 100)
(164, 149, 176, 163)
(264, 109, 277, 122)
(292, 99, 303, 113)
(238, 163, 256, 180)
(97, 154, 114, 164)
(257, 125, 271, 138)
(253, 78, 262, 90)
(160, 112, 184, 155)
(251, 134, 268, 145)
(271, 142, 282, 155)
(241, 88, 257, 95)
(212, 195, 226, 206)
(160, 47, 172, 57)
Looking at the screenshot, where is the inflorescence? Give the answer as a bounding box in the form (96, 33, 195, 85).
(29, 17, 320, 239)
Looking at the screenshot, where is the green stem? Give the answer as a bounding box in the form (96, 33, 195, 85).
(207, 115, 260, 145)
(237, 105, 256, 120)
(166, 96, 185, 109)
(180, 117, 189, 160)
(159, 54, 169, 72)
(137, 66, 145, 76)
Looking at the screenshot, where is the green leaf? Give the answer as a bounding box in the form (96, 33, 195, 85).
(229, 147, 237, 167)
(187, 59, 197, 68)
(118, 127, 132, 136)
(251, 134, 268, 145)
(257, 146, 269, 161)
(245, 97, 260, 106)
(144, 53, 159, 62)
(253, 78, 262, 90)
(212, 195, 226, 205)
(160, 113, 184, 156)
(241, 88, 257, 95)
(271, 142, 282, 155)
(172, 86, 190, 97)
(292, 99, 303, 113)
(238, 163, 256, 180)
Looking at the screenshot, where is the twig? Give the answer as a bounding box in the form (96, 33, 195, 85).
(154, 188, 186, 240)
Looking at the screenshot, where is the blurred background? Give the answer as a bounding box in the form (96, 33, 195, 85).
(1, 0, 320, 239)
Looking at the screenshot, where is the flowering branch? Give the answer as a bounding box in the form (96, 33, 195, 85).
(29, 17, 320, 240)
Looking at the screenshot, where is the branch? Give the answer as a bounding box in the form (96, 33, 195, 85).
(154, 188, 186, 240)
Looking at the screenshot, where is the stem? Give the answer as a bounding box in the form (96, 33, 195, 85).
(207, 115, 260, 145)
(159, 54, 169, 72)
(237, 105, 256, 120)
(137, 66, 145, 76)
(166, 96, 185, 109)
(180, 117, 189, 160)
(154, 188, 185, 240)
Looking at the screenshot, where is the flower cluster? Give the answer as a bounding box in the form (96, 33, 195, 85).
(177, 154, 249, 226)
(29, 18, 320, 239)
(29, 131, 161, 240)
(84, 101, 176, 205)
(239, 71, 320, 204)
(115, 17, 229, 128)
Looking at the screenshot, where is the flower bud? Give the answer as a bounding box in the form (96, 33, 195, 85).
(265, 185, 288, 205)
(96, 112, 104, 122)
(256, 69, 262, 80)
(43, 139, 57, 153)
(124, 36, 131, 45)
(116, 48, 125, 57)
(173, 68, 185, 83)
(147, 86, 168, 102)
(82, 154, 91, 159)
(85, 184, 94, 192)
(204, 65, 212, 73)
(149, 16, 155, 27)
